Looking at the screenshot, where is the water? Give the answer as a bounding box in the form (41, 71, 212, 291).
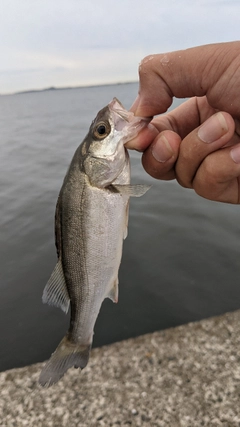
(1, 83, 240, 372)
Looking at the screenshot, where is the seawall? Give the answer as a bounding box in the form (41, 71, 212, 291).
(1, 310, 240, 426)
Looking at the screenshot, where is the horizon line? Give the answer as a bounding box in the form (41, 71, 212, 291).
(0, 80, 138, 97)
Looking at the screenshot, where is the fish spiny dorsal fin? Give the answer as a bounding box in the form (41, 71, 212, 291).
(42, 260, 70, 314)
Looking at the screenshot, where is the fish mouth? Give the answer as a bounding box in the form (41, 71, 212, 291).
(109, 97, 151, 142)
(110, 98, 132, 122)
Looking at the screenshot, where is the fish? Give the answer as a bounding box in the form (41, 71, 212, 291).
(39, 98, 151, 387)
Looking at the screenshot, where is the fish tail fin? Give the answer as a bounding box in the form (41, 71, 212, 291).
(39, 335, 91, 387)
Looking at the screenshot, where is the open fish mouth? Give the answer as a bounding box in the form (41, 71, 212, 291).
(109, 97, 151, 140)
(110, 97, 150, 122)
(110, 98, 133, 122)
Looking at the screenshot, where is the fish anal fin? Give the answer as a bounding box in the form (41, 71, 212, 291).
(107, 278, 119, 303)
(42, 260, 70, 314)
(112, 184, 151, 197)
(39, 335, 91, 387)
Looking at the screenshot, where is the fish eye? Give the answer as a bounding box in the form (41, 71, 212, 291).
(93, 121, 110, 139)
(97, 125, 106, 135)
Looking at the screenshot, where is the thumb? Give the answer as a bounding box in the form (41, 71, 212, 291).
(141, 130, 182, 180)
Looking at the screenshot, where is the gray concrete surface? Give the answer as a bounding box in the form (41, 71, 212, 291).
(1, 310, 240, 427)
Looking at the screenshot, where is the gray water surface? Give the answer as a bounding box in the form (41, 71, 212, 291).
(1, 83, 240, 371)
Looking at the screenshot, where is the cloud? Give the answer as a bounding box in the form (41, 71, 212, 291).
(0, 48, 147, 93)
(0, 0, 239, 93)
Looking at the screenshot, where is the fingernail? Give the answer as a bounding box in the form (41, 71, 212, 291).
(230, 145, 240, 163)
(152, 135, 173, 163)
(198, 112, 228, 143)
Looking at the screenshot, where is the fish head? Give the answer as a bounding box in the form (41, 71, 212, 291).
(87, 98, 150, 157)
(82, 98, 151, 187)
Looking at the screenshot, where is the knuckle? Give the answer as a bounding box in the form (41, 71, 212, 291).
(200, 156, 219, 184)
(142, 152, 175, 181)
(192, 156, 220, 197)
(176, 175, 192, 189)
(138, 55, 156, 75)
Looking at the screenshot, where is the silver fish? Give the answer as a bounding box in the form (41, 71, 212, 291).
(39, 98, 150, 387)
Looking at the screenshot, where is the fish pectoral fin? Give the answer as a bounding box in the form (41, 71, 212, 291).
(112, 184, 151, 197)
(106, 278, 119, 303)
(42, 260, 70, 314)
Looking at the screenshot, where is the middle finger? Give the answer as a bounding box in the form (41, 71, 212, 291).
(175, 112, 236, 188)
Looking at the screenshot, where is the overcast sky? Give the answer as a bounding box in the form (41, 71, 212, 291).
(0, 0, 239, 94)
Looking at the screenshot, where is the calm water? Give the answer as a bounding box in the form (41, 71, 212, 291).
(1, 83, 240, 371)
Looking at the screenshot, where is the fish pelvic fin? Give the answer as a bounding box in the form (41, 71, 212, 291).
(42, 260, 70, 314)
(39, 336, 91, 387)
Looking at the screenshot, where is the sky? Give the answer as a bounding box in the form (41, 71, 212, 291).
(0, 0, 239, 94)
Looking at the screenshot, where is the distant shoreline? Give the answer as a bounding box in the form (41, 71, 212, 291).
(0, 81, 138, 96)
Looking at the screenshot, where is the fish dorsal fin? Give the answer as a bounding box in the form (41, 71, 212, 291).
(111, 184, 151, 197)
(106, 278, 119, 303)
(42, 260, 70, 314)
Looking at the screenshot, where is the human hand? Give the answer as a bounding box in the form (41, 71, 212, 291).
(127, 42, 240, 203)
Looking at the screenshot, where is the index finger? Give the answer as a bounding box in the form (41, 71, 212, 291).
(131, 42, 240, 118)
(127, 96, 214, 151)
